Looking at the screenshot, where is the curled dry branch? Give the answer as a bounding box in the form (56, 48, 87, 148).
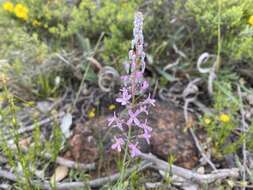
(197, 52, 217, 95)
(98, 66, 119, 92)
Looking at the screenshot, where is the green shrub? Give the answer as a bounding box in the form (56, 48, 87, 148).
(185, 0, 253, 62)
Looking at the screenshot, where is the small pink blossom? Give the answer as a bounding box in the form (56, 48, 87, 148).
(108, 112, 123, 130)
(111, 137, 125, 152)
(129, 143, 141, 157)
(143, 94, 155, 106)
(135, 71, 143, 81)
(139, 129, 151, 144)
(107, 112, 117, 126)
(140, 119, 152, 132)
(127, 109, 141, 126)
(141, 80, 149, 92)
(139, 106, 148, 115)
(116, 88, 131, 106)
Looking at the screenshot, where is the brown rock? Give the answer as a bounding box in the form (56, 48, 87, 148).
(64, 123, 99, 164)
(148, 102, 199, 168)
(65, 101, 203, 169)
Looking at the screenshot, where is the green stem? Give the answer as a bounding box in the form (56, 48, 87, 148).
(216, 0, 222, 71)
(119, 125, 132, 184)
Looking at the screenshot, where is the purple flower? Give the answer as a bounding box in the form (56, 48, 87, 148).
(139, 129, 151, 144)
(140, 119, 152, 132)
(141, 52, 146, 72)
(129, 143, 141, 157)
(127, 109, 141, 126)
(141, 80, 149, 92)
(135, 71, 143, 81)
(111, 137, 125, 152)
(116, 88, 131, 106)
(121, 75, 130, 86)
(107, 112, 123, 130)
(139, 106, 148, 115)
(107, 112, 117, 126)
(143, 94, 155, 106)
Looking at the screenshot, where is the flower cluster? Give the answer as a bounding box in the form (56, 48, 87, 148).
(2, 2, 29, 21)
(108, 12, 155, 157)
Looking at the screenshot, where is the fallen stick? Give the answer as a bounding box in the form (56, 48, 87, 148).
(0, 161, 151, 190)
(44, 153, 96, 171)
(139, 153, 239, 184)
(189, 127, 217, 170)
(15, 112, 65, 135)
(45, 160, 151, 190)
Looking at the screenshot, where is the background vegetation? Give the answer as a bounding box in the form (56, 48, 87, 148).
(0, 0, 253, 189)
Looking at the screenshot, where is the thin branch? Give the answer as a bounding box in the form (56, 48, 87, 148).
(44, 153, 96, 171)
(0, 161, 151, 190)
(140, 153, 239, 184)
(183, 79, 216, 170)
(189, 127, 216, 170)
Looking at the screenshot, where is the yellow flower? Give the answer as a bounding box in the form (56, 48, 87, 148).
(219, 113, 230, 123)
(88, 108, 95, 119)
(108, 104, 116, 111)
(3, 2, 14, 12)
(204, 117, 211, 125)
(249, 16, 253, 27)
(14, 3, 29, 21)
(32, 19, 41, 27)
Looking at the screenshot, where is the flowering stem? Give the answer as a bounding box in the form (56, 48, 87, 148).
(119, 125, 132, 183)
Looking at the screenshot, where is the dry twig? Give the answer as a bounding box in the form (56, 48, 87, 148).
(0, 161, 151, 190)
(44, 153, 96, 171)
(140, 153, 239, 184)
(183, 79, 216, 170)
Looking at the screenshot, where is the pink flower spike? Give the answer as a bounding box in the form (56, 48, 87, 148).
(128, 143, 141, 157)
(116, 88, 131, 106)
(143, 94, 155, 106)
(127, 109, 141, 126)
(139, 130, 151, 144)
(111, 137, 124, 152)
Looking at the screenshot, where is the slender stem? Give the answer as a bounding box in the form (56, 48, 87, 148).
(118, 125, 132, 185)
(73, 62, 90, 108)
(215, 0, 222, 71)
